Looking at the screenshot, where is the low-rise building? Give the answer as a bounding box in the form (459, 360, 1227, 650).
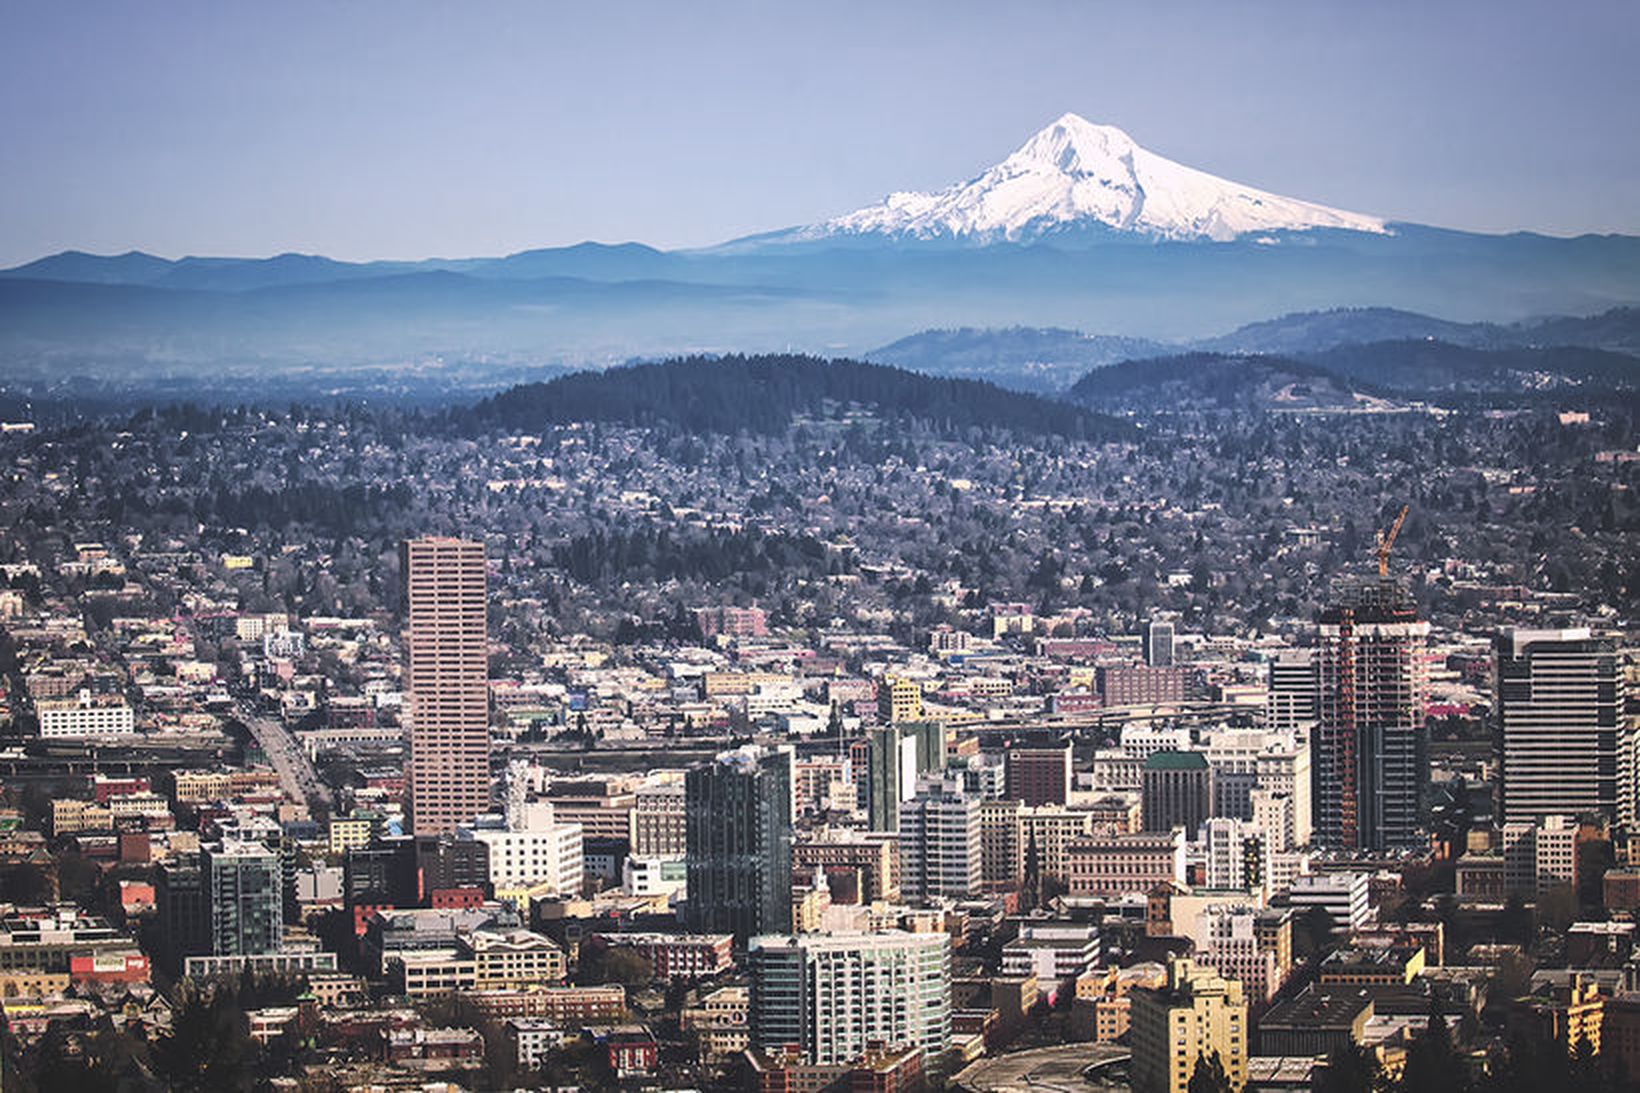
(589, 932, 733, 981)
(37, 691, 135, 739)
(469, 929, 567, 989)
(1066, 830, 1187, 897)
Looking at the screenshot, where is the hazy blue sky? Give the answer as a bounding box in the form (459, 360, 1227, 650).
(2, 1, 1636, 265)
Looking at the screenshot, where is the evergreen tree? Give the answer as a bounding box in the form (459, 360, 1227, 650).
(149, 985, 256, 1093)
(1400, 995, 1467, 1093)
(1314, 1042, 1383, 1093)
(1187, 1050, 1232, 1093)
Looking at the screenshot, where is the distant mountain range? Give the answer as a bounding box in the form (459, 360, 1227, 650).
(4, 113, 1640, 386)
(867, 306, 1640, 393)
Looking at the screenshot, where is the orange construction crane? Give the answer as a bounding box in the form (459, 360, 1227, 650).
(1375, 504, 1409, 577)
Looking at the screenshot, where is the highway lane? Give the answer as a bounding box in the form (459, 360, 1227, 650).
(239, 708, 333, 812)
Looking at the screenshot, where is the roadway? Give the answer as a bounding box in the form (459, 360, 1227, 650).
(238, 708, 333, 813)
(953, 1044, 1130, 1092)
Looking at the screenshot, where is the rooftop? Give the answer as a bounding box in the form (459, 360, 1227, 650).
(1144, 750, 1209, 771)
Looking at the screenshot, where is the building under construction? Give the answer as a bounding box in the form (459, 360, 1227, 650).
(1314, 578, 1430, 851)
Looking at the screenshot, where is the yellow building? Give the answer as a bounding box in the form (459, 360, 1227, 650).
(790, 885, 829, 933)
(50, 798, 113, 835)
(171, 770, 235, 804)
(1074, 963, 1168, 1043)
(878, 676, 923, 724)
(469, 929, 567, 989)
(1510, 975, 1604, 1056)
(1131, 958, 1248, 1093)
(0, 971, 71, 998)
(327, 815, 375, 855)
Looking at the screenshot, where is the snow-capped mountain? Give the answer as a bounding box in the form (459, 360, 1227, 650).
(799, 112, 1387, 244)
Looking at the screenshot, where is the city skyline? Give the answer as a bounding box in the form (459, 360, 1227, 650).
(0, 5, 1635, 1087)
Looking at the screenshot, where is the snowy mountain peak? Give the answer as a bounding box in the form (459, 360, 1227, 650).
(1013, 113, 1142, 174)
(806, 112, 1387, 244)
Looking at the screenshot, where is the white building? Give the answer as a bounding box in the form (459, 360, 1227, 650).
(623, 856, 687, 899)
(464, 799, 583, 897)
(748, 930, 951, 1065)
(1200, 817, 1267, 896)
(1502, 814, 1579, 895)
(1192, 905, 1281, 1003)
(1289, 872, 1370, 936)
(1000, 921, 1101, 983)
(507, 1018, 566, 1070)
(1266, 650, 1318, 735)
(1201, 727, 1312, 846)
(1265, 849, 1313, 900)
(1249, 790, 1293, 855)
(1496, 628, 1624, 825)
(37, 691, 136, 739)
(1090, 726, 1194, 794)
(899, 781, 982, 903)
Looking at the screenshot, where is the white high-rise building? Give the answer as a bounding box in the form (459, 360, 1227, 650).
(1199, 816, 1273, 900)
(748, 930, 951, 1065)
(1201, 727, 1312, 846)
(1621, 728, 1640, 829)
(1496, 628, 1624, 825)
(899, 780, 981, 903)
(1201, 817, 1255, 892)
(1250, 789, 1293, 855)
(1266, 649, 1318, 734)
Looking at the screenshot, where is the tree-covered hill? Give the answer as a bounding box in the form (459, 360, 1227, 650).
(1066, 352, 1371, 411)
(464, 354, 1133, 439)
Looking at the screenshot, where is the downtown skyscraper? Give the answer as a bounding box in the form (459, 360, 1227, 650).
(1496, 627, 1624, 825)
(684, 745, 793, 940)
(402, 537, 491, 836)
(1314, 581, 1429, 850)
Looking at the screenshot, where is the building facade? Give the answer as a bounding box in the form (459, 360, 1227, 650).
(403, 537, 491, 836)
(1005, 744, 1072, 806)
(1315, 581, 1429, 850)
(204, 839, 283, 957)
(898, 782, 982, 903)
(1130, 958, 1248, 1093)
(1496, 627, 1623, 825)
(1142, 751, 1213, 834)
(748, 931, 951, 1066)
(684, 746, 793, 939)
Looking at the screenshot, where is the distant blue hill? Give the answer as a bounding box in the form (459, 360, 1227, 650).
(4, 229, 1639, 382)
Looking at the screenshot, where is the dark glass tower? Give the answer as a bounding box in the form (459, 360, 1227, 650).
(684, 746, 793, 940)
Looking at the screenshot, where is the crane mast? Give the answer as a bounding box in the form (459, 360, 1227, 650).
(1375, 504, 1409, 578)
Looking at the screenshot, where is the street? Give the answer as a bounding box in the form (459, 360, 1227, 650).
(239, 708, 334, 813)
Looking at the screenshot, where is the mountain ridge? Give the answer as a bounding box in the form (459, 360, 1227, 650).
(4, 114, 1640, 374)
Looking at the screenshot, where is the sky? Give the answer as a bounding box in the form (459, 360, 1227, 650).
(1, 1, 1637, 266)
